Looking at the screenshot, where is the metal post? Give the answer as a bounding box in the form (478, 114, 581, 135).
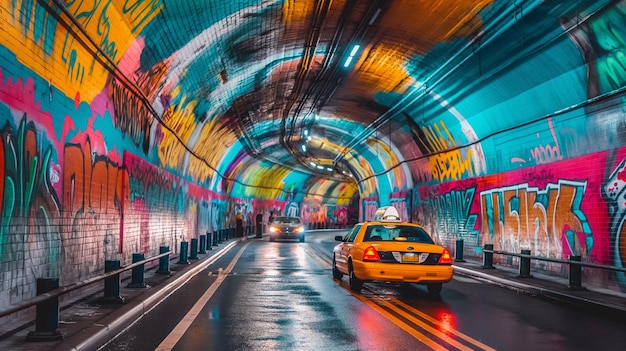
(483, 244, 494, 269)
(102, 260, 125, 303)
(206, 232, 213, 250)
(156, 246, 171, 274)
(454, 239, 465, 262)
(568, 255, 584, 290)
(127, 253, 147, 288)
(190, 238, 199, 259)
(26, 278, 63, 341)
(199, 235, 207, 254)
(256, 221, 263, 238)
(518, 249, 532, 278)
(177, 241, 190, 264)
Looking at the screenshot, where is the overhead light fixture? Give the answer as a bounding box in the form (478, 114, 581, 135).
(310, 161, 317, 167)
(301, 144, 307, 152)
(368, 8, 381, 25)
(350, 45, 360, 56)
(344, 44, 360, 68)
(326, 167, 333, 172)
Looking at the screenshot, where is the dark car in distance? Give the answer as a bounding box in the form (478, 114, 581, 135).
(268, 216, 306, 242)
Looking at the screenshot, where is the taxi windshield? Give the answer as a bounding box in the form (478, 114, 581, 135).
(363, 225, 434, 244)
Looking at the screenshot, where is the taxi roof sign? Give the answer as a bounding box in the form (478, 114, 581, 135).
(372, 206, 402, 223)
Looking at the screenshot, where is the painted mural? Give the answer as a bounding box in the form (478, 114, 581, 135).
(0, 0, 353, 316)
(416, 147, 626, 290)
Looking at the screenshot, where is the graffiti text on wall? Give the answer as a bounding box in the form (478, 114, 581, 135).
(480, 180, 592, 259)
(424, 121, 476, 182)
(422, 187, 479, 242)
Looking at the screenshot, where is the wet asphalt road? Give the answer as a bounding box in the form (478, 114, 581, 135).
(99, 230, 626, 351)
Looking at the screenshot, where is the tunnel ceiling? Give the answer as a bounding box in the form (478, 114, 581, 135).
(31, 0, 610, 201)
(136, 0, 498, 184)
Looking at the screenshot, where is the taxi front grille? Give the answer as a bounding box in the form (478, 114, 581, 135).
(378, 251, 441, 265)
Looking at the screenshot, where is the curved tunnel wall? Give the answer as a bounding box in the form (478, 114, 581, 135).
(1, 0, 626, 312)
(0, 0, 356, 314)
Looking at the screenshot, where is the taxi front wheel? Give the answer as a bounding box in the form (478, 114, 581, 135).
(332, 256, 343, 280)
(348, 262, 363, 292)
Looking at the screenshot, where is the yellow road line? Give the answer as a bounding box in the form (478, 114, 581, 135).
(388, 297, 496, 350)
(351, 292, 449, 351)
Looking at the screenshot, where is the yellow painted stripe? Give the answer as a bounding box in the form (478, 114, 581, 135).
(388, 297, 497, 351)
(351, 293, 448, 351)
(155, 242, 251, 351)
(374, 297, 483, 351)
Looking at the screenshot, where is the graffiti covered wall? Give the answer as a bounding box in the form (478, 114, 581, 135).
(417, 147, 626, 290)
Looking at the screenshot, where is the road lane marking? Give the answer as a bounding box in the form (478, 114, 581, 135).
(155, 242, 251, 351)
(383, 297, 496, 351)
(351, 292, 449, 351)
(334, 276, 496, 349)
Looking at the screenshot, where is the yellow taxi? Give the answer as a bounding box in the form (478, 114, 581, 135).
(332, 206, 454, 295)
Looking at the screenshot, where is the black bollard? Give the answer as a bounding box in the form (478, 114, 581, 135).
(454, 239, 465, 262)
(568, 255, 584, 290)
(102, 260, 125, 303)
(26, 278, 63, 341)
(256, 222, 263, 238)
(518, 249, 532, 278)
(206, 232, 213, 250)
(156, 246, 171, 274)
(190, 238, 199, 259)
(177, 241, 190, 264)
(127, 253, 147, 288)
(483, 244, 495, 269)
(199, 235, 207, 254)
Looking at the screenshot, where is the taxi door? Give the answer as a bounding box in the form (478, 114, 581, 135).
(335, 224, 361, 274)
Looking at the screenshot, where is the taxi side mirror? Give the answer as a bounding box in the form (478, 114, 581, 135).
(334, 235, 344, 242)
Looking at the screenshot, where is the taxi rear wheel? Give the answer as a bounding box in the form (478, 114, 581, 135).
(427, 283, 442, 296)
(348, 261, 363, 292)
(332, 255, 343, 280)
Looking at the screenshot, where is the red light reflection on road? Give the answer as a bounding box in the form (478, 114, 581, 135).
(433, 308, 457, 334)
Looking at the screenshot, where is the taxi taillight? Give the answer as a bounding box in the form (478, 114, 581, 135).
(438, 248, 452, 264)
(363, 246, 381, 262)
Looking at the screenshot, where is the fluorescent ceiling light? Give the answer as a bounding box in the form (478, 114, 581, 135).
(368, 9, 381, 25)
(344, 44, 361, 68)
(301, 144, 307, 152)
(350, 45, 360, 56)
(343, 56, 353, 67)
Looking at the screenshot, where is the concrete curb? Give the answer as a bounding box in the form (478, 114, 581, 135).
(67, 241, 238, 351)
(453, 265, 626, 315)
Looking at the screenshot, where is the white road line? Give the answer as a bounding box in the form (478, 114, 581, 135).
(155, 242, 250, 351)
